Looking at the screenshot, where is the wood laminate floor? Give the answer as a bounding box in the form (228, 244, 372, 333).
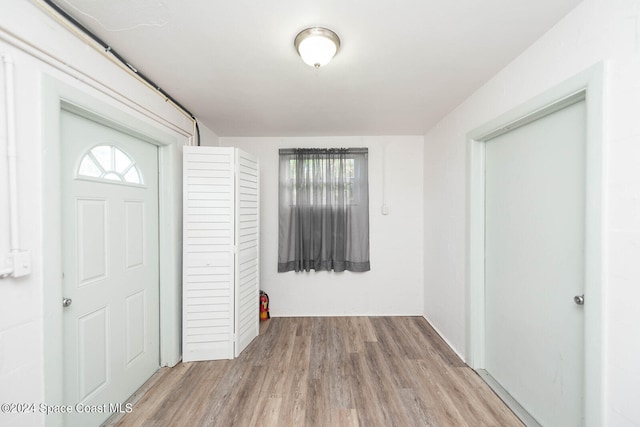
(107, 317, 523, 427)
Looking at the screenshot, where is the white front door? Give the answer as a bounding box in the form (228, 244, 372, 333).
(484, 99, 586, 425)
(61, 108, 160, 426)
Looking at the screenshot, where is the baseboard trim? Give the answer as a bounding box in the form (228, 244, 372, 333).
(477, 369, 541, 427)
(422, 314, 466, 361)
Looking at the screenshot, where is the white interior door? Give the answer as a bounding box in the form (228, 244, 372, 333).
(61, 108, 160, 426)
(484, 99, 586, 425)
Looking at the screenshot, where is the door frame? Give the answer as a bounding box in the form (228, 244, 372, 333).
(466, 63, 604, 426)
(42, 76, 186, 424)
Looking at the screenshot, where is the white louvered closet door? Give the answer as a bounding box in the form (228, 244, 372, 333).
(234, 150, 259, 357)
(183, 147, 235, 361)
(182, 146, 259, 362)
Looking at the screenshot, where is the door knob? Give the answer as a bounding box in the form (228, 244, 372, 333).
(573, 294, 584, 305)
(62, 297, 72, 308)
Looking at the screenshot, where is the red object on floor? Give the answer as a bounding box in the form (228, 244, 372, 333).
(260, 291, 270, 321)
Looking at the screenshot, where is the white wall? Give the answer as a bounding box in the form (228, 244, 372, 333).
(423, 0, 640, 425)
(221, 136, 424, 316)
(199, 123, 220, 146)
(0, 2, 192, 426)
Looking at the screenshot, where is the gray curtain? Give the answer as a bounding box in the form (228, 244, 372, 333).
(278, 148, 370, 272)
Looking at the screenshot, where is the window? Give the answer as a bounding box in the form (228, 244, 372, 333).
(278, 148, 370, 272)
(284, 157, 358, 206)
(77, 144, 143, 185)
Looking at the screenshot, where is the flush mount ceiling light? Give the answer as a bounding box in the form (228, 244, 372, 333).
(294, 27, 340, 68)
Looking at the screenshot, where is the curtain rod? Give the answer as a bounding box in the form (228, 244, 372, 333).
(279, 147, 368, 155)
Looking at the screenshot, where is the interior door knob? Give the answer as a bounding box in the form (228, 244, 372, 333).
(62, 297, 72, 308)
(573, 294, 584, 305)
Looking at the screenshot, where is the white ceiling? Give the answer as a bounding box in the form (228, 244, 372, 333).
(55, 0, 581, 137)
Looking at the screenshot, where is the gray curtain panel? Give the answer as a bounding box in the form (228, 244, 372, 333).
(278, 148, 370, 272)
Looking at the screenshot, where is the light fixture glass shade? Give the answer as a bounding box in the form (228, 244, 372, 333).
(294, 27, 340, 68)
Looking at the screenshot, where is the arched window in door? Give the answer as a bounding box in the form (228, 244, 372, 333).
(77, 144, 142, 185)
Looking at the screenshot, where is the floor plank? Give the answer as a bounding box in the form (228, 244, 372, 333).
(107, 317, 523, 427)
